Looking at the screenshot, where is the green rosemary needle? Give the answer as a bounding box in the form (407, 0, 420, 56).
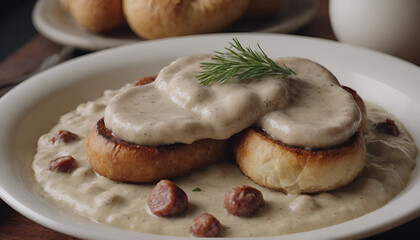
(197, 37, 295, 86)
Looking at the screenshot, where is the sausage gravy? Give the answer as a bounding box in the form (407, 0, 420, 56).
(32, 56, 417, 237)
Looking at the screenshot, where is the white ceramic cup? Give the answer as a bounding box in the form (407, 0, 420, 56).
(329, 0, 420, 64)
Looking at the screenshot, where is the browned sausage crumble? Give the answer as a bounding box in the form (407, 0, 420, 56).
(51, 130, 79, 144)
(133, 75, 157, 86)
(375, 118, 400, 136)
(49, 155, 77, 173)
(148, 179, 188, 217)
(224, 185, 265, 217)
(190, 213, 222, 237)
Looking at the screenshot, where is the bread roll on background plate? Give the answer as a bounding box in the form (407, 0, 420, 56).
(60, 0, 125, 32)
(123, 0, 250, 39)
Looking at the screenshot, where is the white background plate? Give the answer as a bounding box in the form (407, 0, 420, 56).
(0, 33, 419, 239)
(32, 0, 319, 51)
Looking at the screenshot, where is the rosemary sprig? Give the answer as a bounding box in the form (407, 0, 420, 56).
(197, 37, 295, 86)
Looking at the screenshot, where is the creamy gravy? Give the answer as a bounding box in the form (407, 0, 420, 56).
(104, 55, 360, 148)
(33, 91, 418, 237)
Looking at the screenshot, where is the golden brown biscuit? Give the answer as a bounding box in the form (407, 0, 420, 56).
(232, 86, 367, 193)
(233, 128, 366, 193)
(86, 118, 228, 182)
(86, 76, 228, 182)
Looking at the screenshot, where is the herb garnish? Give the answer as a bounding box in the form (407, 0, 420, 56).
(192, 187, 201, 192)
(197, 37, 295, 86)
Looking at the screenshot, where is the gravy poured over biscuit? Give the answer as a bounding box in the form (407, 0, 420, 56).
(105, 55, 361, 148)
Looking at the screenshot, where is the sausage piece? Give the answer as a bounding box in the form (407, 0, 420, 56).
(51, 130, 79, 144)
(148, 179, 188, 217)
(133, 75, 156, 86)
(190, 213, 222, 237)
(224, 185, 264, 217)
(49, 155, 76, 173)
(375, 118, 399, 136)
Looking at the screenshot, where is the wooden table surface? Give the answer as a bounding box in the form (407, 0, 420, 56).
(1, 1, 419, 239)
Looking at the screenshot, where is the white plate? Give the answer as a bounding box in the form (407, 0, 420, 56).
(32, 0, 319, 51)
(0, 33, 419, 240)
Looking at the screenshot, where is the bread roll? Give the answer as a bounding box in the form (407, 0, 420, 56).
(123, 0, 250, 39)
(60, 0, 125, 32)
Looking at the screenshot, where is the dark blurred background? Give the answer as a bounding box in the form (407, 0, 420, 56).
(0, 0, 37, 62)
